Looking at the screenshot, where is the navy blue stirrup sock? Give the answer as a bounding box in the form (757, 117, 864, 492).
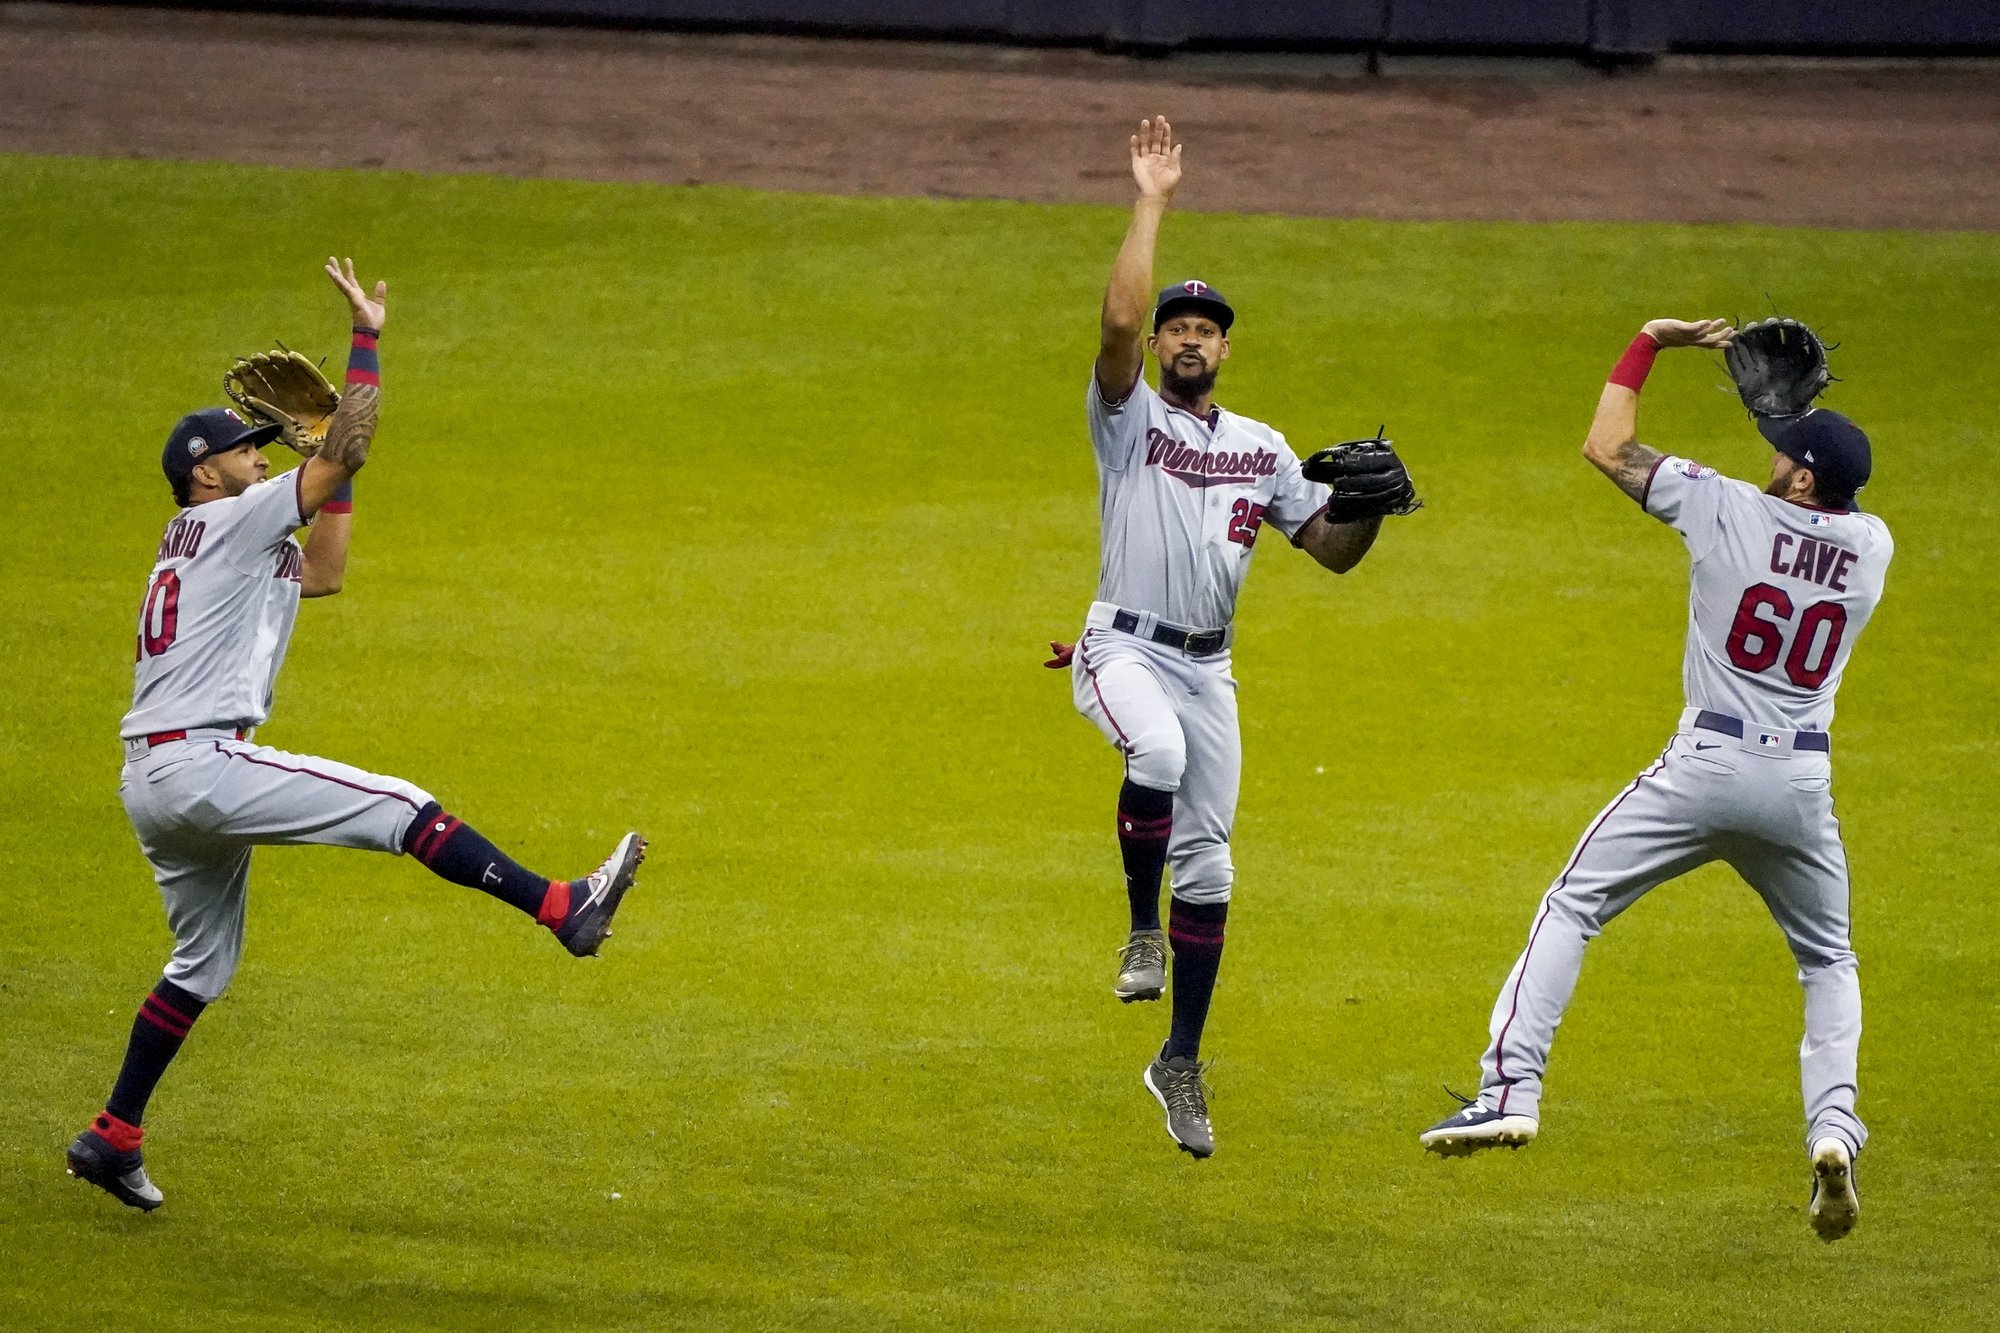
(104, 976, 208, 1127)
(1117, 780, 1174, 933)
(402, 802, 559, 918)
(1164, 898, 1228, 1061)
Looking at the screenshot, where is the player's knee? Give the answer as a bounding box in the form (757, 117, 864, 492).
(1170, 840, 1233, 904)
(1124, 728, 1188, 792)
(163, 958, 233, 1006)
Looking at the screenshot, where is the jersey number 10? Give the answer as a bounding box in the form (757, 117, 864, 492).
(139, 569, 181, 658)
(1725, 583, 1847, 689)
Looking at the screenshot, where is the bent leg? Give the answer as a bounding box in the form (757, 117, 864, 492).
(1075, 632, 1188, 932)
(1481, 745, 1712, 1118)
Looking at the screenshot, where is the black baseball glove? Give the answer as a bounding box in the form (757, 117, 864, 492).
(1723, 317, 1832, 418)
(1301, 429, 1421, 525)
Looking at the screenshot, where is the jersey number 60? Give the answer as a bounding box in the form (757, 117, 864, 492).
(1725, 583, 1848, 689)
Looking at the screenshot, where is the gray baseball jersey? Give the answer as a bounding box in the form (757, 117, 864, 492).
(121, 469, 309, 739)
(1465, 457, 1895, 1157)
(1644, 456, 1893, 731)
(1086, 374, 1329, 631)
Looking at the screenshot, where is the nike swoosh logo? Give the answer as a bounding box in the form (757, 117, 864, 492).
(1695, 742, 1721, 751)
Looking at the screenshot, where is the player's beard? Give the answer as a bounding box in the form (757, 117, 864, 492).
(1161, 360, 1217, 402)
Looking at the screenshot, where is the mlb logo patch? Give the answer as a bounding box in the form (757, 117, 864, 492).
(1807, 512, 1835, 527)
(1756, 732, 1784, 748)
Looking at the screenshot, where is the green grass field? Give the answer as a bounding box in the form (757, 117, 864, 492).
(1, 152, 1995, 1330)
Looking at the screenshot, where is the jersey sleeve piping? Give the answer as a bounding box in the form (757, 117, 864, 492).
(1639, 453, 1667, 509)
(1285, 500, 1331, 547)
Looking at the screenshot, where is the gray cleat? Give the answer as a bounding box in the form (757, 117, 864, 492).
(1114, 929, 1167, 1003)
(554, 832, 647, 958)
(66, 1130, 163, 1211)
(1144, 1055, 1215, 1158)
(1808, 1137, 1859, 1242)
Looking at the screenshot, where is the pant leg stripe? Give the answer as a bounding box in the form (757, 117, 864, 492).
(1492, 746, 1671, 1112)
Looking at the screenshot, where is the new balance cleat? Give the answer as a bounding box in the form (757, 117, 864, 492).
(1144, 1056, 1215, 1158)
(66, 1129, 163, 1211)
(1420, 1093, 1538, 1156)
(1807, 1137, 1859, 1242)
(555, 832, 647, 958)
(1114, 929, 1167, 1003)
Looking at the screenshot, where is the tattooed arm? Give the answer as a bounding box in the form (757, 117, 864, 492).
(1580, 380, 1664, 504)
(1581, 317, 1732, 504)
(299, 259, 386, 594)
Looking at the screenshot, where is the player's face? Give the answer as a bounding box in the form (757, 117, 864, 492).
(196, 442, 270, 499)
(1149, 314, 1229, 382)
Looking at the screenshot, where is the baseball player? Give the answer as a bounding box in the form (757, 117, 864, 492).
(1050, 118, 1419, 1158)
(66, 258, 647, 1212)
(1419, 316, 1889, 1243)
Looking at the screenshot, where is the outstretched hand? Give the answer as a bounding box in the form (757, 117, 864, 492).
(1641, 317, 1733, 349)
(1130, 116, 1182, 202)
(325, 256, 388, 333)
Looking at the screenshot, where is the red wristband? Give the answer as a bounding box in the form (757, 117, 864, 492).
(1608, 332, 1661, 391)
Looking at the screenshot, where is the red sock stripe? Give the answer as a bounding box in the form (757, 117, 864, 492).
(1118, 813, 1173, 841)
(412, 816, 462, 864)
(140, 993, 194, 1037)
(537, 881, 572, 929)
(1170, 924, 1226, 949)
(93, 1112, 144, 1151)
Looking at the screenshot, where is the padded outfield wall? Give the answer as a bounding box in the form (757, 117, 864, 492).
(59, 1, 2000, 57)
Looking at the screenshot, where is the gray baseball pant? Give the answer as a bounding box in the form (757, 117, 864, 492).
(119, 729, 433, 1002)
(1478, 710, 1865, 1155)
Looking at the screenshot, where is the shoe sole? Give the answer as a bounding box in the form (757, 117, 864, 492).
(65, 1144, 162, 1211)
(1114, 982, 1163, 1004)
(564, 833, 647, 958)
(1420, 1119, 1538, 1157)
(1809, 1143, 1859, 1242)
(1142, 1064, 1214, 1159)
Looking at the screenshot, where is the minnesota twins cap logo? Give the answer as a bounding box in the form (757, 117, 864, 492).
(1182, 280, 1210, 296)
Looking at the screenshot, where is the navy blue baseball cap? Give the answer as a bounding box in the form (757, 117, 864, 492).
(1153, 279, 1234, 333)
(1757, 408, 1872, 504)
(162, 407, 281, 498)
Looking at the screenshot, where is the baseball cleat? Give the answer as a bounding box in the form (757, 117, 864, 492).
(1420, 1094, 1538, 1156)
(1144, 1055, 1215, 1158)
(66, 1129, 163, 1211)
(1114, 929, 1167, 1003)
(1807, 1137, 1859, 1242)
(555, 832, 647, 958)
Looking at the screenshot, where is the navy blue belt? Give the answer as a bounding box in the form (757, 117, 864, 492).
(1693, 710, 1830, 753)
(1111, 609, 1227, 657)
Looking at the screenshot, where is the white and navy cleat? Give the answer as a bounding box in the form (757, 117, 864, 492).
(1807, 1137, 1859, 1242)
(1420, 1092, 1538, 1156)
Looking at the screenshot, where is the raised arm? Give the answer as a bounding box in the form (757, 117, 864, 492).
(1096, 117, 1182, 405)
(301, 257, 387, 594)
(1582, 317, 1733, 503)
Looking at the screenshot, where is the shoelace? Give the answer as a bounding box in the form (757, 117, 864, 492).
(1163, 1064, 1213, 1121)
(1119, 936, 1166, 973)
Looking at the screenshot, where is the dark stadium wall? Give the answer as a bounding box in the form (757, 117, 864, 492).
(60, 1, 2000, 54)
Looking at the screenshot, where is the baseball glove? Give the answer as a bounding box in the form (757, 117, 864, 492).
(1723, 317, 1831, 418)
(223, 345, 340, 455)
(1301, 429, 1422, 525)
